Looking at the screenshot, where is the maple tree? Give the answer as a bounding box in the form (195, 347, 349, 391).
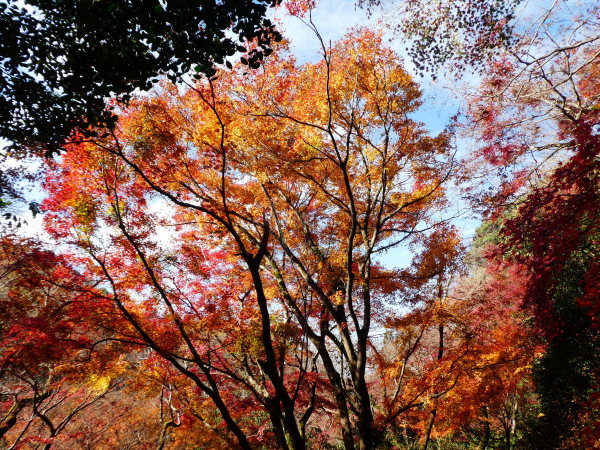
(373, 223, 540, 448)
(0, 235, 213, 448)
(463, 2, 599, 446)
(0, 235, 129, 448)
(37, 29, 469, 448)
(0, 0, 284, 229)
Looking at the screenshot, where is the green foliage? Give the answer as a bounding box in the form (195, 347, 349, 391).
(468, 215, 599, 449)
(525, 242, 599, 448)
(465, 220, 502, 268)
(0, 0, 281, 154)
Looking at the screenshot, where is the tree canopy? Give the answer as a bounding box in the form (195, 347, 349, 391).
(0, 0, 281, 154)
(0, 1, 598, 448)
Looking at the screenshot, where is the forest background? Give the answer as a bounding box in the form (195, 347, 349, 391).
(0, 0, 597, 449)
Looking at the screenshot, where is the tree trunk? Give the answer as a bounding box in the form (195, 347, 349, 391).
(158, 421, 181, 450)
(505, 401, 517, 449)
(0, 391, 52, 439)
(249, 262, 305, 450)
(0, 402, 22, 440)
(478, 406, 491, 450)
(356, 279, 374, 449)
(355, 365, 374, 450)
(266, 399, 291, 450)
(421, 323, 444, 450)
(317, 342, 355, 449)
(421, 406, 437, 450)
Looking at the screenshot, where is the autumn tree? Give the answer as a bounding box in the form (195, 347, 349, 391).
(463, 2, 599, 446)
(0, 234, 217, 448)
(0, 235, 134, 448)
(373, 221, 540, 449)
(39, 28, 463, 448)
(0, 0, 287, 229)
(367, 0, 599, 444)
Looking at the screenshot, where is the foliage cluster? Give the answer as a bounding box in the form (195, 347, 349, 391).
(0, 0, 598, 449)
